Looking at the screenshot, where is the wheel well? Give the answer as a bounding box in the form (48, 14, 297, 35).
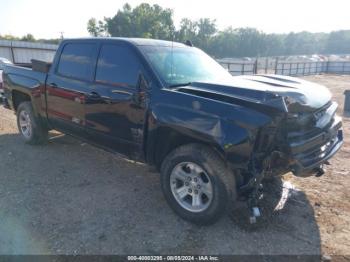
(12, 90, 31, 111)
(153, 127, 225, 169)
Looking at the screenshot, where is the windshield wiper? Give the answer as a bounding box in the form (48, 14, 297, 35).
(168, 82, 192, 88)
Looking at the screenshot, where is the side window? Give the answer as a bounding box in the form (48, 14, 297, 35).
(95, 44, 141, 87)
(57, 43, 96, 81)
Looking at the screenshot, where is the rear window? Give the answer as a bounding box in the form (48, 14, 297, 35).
(57, 43, 96, 81)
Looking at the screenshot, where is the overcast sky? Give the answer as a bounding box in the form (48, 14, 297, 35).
(0, 0, 349, 39)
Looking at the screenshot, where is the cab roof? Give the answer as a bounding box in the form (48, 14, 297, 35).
(61, 37, 187, 48)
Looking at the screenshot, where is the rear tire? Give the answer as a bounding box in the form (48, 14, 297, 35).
(16, 102, 48, 145)
(160, 143, 236, 225)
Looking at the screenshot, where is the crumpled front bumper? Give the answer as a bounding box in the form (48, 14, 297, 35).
(289, 115, 343, 177)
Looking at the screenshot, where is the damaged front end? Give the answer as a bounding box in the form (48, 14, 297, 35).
(253, 101, 343, 177)
(173, 75, 343, 222)
(235, 100, 343, 222)
(234, 75, 344, 179)
(241, 99, 343, 222)
(227, 75, 344, 222)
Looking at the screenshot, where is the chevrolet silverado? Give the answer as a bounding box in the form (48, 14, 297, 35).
(2, 38, 343, 224)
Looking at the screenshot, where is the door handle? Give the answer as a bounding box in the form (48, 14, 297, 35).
(87, 91, 108, 104)
(88, 91, 113, 104)
(89, 91, 101, 99)
(49, 82, 58, 88)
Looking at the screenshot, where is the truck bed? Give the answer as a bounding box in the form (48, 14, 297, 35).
(2, 64, 47, 116)
(4, 64, 47, 85)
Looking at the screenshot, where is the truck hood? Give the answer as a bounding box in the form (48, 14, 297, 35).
(176, 74, 332, 113)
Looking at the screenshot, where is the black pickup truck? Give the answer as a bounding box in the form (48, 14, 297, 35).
(2, 38, 343, 224)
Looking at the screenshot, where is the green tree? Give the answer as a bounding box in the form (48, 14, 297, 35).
(87, 18, 105, 37)
(176, 18, 197, 43)
(325, 30, 350, 54)
(261, 33, 284, 56)
(85, 2, 350, 58)
(210, 27, 238, 58)
(101, 3, 175, 40)
(196, 18, 217, 51)
(233, 28, 265, 57)
(0, 34, 20, 40)
(176, 18, 217, 53)
(21, 33, 35, 42)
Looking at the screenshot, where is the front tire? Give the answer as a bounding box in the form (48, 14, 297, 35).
(16, 102, 48, 144)
(160, 144, 236, 225)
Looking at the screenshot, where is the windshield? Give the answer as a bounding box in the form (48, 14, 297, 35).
(141, 46, 233, 87)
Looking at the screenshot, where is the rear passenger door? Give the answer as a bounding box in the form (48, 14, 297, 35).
(85, 42, 148, 159)
(46, 42, 98, 137)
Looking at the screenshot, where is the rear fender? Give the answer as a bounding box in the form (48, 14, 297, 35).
(5, 73, 44, 117)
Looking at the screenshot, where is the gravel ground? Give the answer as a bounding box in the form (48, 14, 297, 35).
(0, 74, 349, 256)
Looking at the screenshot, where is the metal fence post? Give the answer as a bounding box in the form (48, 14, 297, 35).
(289, 63, 292, 75)
(254, 58, 258, 74)
(344, 90, 350, 115)
(274, 57, 279, 74)
(10, 41, 15, 63)
(308, 63, 311, 75)
(319, 61, 322, 73)
(297, 62, 299, 76)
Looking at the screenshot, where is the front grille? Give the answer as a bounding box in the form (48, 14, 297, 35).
(287, 107, 342, 172)
(283, 101, 342, 168)
(286, 102, 336, 147)
(293, 126, 340, 167)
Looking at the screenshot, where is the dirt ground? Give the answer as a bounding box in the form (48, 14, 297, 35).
(288, 75, 350, 256)
(0, 74, 349, 256)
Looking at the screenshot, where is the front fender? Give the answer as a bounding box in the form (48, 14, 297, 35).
(147, 89, 273, 167)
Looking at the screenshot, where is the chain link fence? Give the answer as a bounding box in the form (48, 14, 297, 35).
(1, 40, 350, 77)
(218, 58, 350, 76)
